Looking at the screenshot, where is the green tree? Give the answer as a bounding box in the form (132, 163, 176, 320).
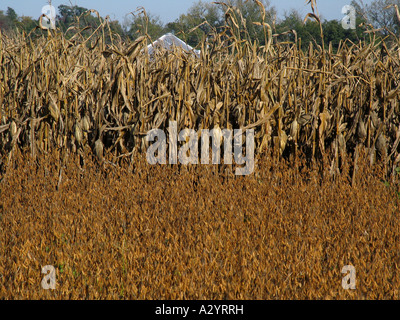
(275, 9, 321, 48)
(351, 0, 400, 35)
(0, 7, 18, 31)
(124, 12, 165, 41)
(19, 16, 38, 33)
(275, 7, 367, 51)
(223, 0, 276, 45)
(165, 0, 224, 47)
(0, 8, 37, 34)
(0, 10, 11, 31)
(57, 5, 114, 40)
(109, 20, 124, 38)
(322, 19, 362, 50)
(57, 4, 89, 31)
(275, 9, 303, 41)
(166, 0, 276, 47)
(6, 7, 18, 25)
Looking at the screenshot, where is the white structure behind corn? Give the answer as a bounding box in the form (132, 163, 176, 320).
(147, 33, 200, 57)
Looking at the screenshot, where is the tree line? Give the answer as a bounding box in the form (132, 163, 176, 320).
(1, 0, 400, 48)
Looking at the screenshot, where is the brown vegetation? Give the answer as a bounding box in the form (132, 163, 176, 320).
(1, 2, 399, 300)
(0, 149, 399, 299)
(1, 5, 400, 181)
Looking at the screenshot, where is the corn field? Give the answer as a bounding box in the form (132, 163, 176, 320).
(1, 3, 400, 181)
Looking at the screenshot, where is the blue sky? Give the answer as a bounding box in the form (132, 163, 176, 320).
(0, 1, 368, 25)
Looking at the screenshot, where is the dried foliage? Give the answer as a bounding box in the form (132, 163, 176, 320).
(0, 150, 399, 299)
(1, 2, 400, 300)
(1, 3, 400, 181)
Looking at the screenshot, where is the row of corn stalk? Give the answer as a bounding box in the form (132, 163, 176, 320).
(0, 2, 399, 181)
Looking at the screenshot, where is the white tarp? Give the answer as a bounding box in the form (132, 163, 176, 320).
(147, 33, 200, 57)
